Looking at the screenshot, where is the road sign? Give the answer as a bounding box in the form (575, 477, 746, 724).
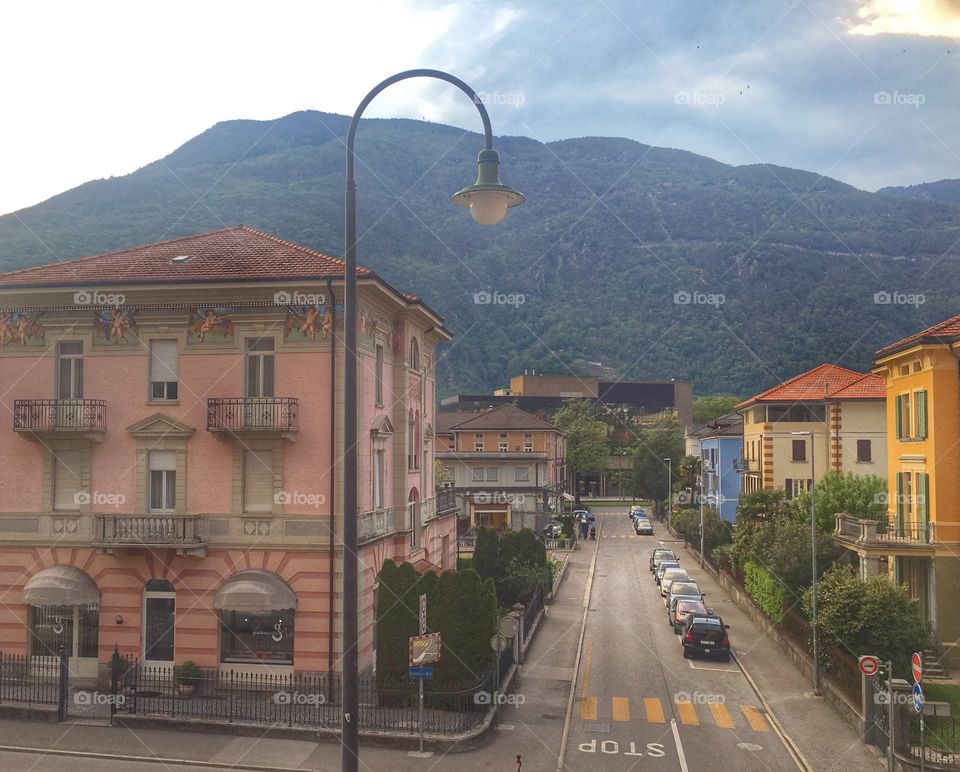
(409, 666, 434, 680)
(858, 655, 880, 677)
(490, 633, 508, 652)
(409, 632, 442, 665)
(419, 593, 427, 635)
(912, 652, 923, 684)
(913, 682, 924, 714)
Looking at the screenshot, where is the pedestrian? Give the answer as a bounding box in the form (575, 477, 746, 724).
(515, 754, 522, 770)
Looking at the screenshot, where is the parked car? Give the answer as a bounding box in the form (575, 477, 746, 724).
(660, 568, 691, 595)
(574, 509, 595, 523)
(655, 560, 680, 584)
(666, 581, 702, 610)
(681, 614, 731, 661)
(543, 520, 563, 538)
(629, 506, 646, 521)
(634, 518, 654, 535)
(670, 598, 709, 633)
(650, 548, 676, 572)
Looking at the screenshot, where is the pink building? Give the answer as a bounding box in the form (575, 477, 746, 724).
(0, 225, 457, 683)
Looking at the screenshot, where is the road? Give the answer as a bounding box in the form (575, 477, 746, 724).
(562, 507, 800, 771)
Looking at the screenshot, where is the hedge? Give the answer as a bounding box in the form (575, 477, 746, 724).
(743, 560, 786, 622)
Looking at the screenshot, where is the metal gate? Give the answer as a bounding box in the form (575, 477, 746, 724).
(870, 674, 890, 756)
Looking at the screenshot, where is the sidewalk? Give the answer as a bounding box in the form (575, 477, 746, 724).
(0, 546, 594, 771)
(668, 534, 884, 771)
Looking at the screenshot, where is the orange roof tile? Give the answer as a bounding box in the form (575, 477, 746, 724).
(876, 314, 960, 357)
(0, 225, 370, 287)
(828, 373, 885, 399)
(737, 364, 881, 408)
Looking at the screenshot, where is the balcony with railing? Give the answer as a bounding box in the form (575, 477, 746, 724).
(92, 515, 206, 554)
(733, 457, 758, 474)
(14, 399, 105, 438)
(435, 487, 458, 516)
(835, 513, 935, 553)
(207, 398, 298, 438)
(358, 507, 398, 545)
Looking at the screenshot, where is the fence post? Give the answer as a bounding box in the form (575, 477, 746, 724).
(57, 645, 69, 721)
(512, 603, 525, 665)
(110, 645, 121, 718)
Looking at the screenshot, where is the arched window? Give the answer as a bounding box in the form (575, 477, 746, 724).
(409, 337, 420, 370)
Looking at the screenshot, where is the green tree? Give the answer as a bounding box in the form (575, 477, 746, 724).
(793, 471, 887, 533)
(472, 526, 500, 582)
(804, 565, 931, 678)
(693, 396, 740, 423)
(374, 560, 422, 693)
(630, 412, 684, 509)
(735, 489, 793, 527)
(554, 399, 609, 506)
(429, 569, 497, 687)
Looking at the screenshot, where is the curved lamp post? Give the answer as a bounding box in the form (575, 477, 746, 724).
(341, 69, 524, 771)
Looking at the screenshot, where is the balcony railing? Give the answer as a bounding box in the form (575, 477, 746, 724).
(207, 398, 298, 434)
(358, 508, 397, 545)
(436, 487, 458, 515)
(92, 515, 206, 548)
(733, 457, 758, 473)
(14, 399, 105, 433)
(835, 513, 935, 547)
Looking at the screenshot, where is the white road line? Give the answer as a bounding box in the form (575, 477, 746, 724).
(670, 718, 689, 772)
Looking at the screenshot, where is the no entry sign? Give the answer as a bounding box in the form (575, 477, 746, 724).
(858, 655, 880, 677)
(912, 652, 923, 684)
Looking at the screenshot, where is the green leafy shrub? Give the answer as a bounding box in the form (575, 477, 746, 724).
(744, 561, 786, 622)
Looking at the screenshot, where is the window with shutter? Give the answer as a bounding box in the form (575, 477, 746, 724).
(54, 450, 82, 511)
(895, 395, 903, 439)
(149, 451, 177, 512)
(244, 450, 275, 513)
(916, 390, 928, 439)
(150, 340, 179, 400)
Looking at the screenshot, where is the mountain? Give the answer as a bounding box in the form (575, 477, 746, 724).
(1, 110, 959, 399)
(878, 179, 960, 208)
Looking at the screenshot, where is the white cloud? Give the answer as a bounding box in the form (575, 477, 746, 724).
(847, 0, 960, 38)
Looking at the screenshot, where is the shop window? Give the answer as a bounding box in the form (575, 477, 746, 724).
(219, 609, 294, 665)
(30, 604, 99, 658)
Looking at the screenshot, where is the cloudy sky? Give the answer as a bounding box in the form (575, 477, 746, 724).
(1, 0, 957, 215)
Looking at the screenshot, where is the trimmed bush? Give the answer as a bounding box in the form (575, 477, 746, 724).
(744, 560, 786, 622)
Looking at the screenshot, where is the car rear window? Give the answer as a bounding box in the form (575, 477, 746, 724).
(671, 583, 699, 594)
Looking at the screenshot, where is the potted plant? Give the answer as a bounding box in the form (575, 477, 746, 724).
(175, 660, 201, 696)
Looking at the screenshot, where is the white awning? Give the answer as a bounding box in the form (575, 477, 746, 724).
(23, 566, 100, 607)
(214, 569, 296, 613)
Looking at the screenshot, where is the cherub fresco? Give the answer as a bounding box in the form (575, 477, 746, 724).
(283, 304, 338, 342)
(188, 308, 233, 343)
(94, 307, 137, 344)
(0, 312, 45, 347)
(359, 307, 377, 341)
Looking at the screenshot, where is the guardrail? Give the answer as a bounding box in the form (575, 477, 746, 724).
(207, 397, 298, 433)
(14, 399, 106, 433)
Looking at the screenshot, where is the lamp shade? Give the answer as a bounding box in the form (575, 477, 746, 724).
(452, 149, 524, 225)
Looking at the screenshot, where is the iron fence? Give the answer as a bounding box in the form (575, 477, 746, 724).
(523, 587, 544, 642)
(113, 655, 494, 734)
(0, 651, 61, 706)
(909, 715, 960, 766)
(13, 399, 106, 432)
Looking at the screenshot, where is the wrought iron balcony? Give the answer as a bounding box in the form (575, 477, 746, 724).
(92, 515, 206, 552)
(207, 398, 298, 436)
(13, 399, 105, 435)
(435, 487, 458, 515)
(835, 513, 935, 552)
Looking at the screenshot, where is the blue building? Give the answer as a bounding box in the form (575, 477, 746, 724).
(696, 413, 742, 523)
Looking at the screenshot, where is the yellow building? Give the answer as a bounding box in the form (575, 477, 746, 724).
(835, 317, 960, 668)
(737, 364, 887, 497)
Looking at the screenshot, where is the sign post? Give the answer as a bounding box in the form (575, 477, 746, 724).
(408, 595, 443, 755)
(418, 594, 426, 754)
(913, 653, 924, 772)
(886, 661, 894, 772)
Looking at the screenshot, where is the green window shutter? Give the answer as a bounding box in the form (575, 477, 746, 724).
(917, 390, 928, 439)
(896, 473, 903, 521)
(895, 395, 903, 439)
(920, 472, 930, 523)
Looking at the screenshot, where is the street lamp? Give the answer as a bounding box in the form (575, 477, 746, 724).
(663, 457, 672, 529)
(791, 430, 820, 696)
(341, 70, 524, 771)
(699, 459, 705, 567)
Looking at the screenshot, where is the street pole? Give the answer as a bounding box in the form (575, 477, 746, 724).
(886, 661, 894, 772)
(699, 460, 705, 567)
(342, 70, 523, 772)
(664, 457, 672, 530)
(811, 432, 820, 697)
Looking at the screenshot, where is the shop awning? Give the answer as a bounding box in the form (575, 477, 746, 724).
(23, 566, 100, 607)
(214, 569, 296, 613)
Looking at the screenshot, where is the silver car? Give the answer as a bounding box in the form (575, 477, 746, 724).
(655, 560, 680, 584)
(660, 568, 691, 597)
(667, 581, 702, 610)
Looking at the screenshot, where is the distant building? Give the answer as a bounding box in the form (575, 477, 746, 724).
(695, 413, 743, 523)
(736, 364, 887, 498)
(442, 373, 693, 427)
(436, 405, 567, 532)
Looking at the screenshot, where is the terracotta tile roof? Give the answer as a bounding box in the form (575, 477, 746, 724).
(737, 364, 881, 408)
(0, 225, 370, 287)
(828, 373, 885, 399)
(449, 404, 557, 432)
(876, 314, 960, 357)
(436, 411, 468, 435)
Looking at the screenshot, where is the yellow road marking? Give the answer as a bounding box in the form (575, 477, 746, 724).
(644, 697, 665, 723)
(612, 696, 631, 721)
(709, 702, 734, 729)
(581, 696, 597, 720)
(675, 698, 699, 725)
(741, 705, 770, 732)
(581, 640, 592, 698)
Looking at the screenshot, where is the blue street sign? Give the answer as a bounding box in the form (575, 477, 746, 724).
(913, 682, 924, 714)
(409, 666, 434, 680)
